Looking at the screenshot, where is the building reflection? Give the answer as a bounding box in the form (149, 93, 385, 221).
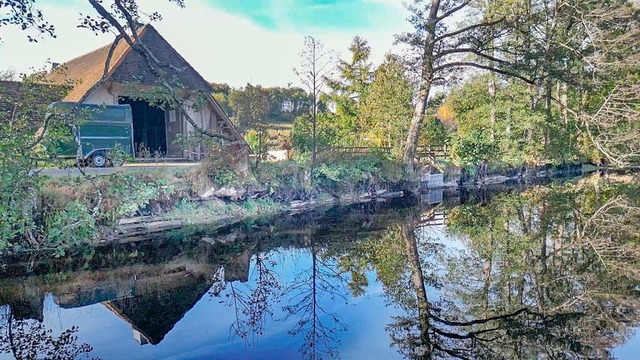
(0, 239, 253, 346)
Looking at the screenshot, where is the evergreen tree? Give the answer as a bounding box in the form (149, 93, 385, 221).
(325, 36, 373, 144)
(359, 54, 414, 156)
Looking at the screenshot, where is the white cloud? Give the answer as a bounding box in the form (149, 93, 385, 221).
(0, 0, 410, 88)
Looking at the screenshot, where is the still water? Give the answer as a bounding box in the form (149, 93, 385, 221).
(1, 177, 639, 359)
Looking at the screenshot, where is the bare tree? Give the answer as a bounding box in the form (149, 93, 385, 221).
(223, 249, 283, 343)
(574, 2, 640, 167)
(294, 36, 335, 171)
(284, 241, 348, 360)
(582, 84, 640, 167)
(0, 68, 17, 81)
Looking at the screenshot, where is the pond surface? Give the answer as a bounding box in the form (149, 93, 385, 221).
(1, 177, 640, 359)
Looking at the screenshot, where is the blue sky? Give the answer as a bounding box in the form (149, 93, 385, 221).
(0, 0, 409, 87)
(207, 0, 405, 31)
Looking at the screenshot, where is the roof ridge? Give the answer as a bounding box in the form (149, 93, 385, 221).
(60, 25, 140, 64)
(140, 25, 213, 92)
(52, 23, 216, 101)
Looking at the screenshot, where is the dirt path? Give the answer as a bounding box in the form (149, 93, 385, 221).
(36, 162, 198, 177)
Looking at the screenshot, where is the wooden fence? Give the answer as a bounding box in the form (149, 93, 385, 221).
(320, 144, 449, 159)
(416, 144, 449, 159)
(319, 147, 392, 157)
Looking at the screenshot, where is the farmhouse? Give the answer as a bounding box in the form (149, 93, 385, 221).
(47, 24, 246, 160)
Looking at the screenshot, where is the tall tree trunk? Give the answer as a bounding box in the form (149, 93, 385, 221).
(488, 76, 497, 142)
(486, 0, 497, 142)
(403, 217, 432, 356)
(312, 65, 318, 174)
(403, 0, 440, 173)
(312, 102, 317, 169)
(404, 83, 433, 172)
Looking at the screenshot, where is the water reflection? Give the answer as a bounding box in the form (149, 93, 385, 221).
(0, 177, 639, 359)
(0, 306, 98, 359)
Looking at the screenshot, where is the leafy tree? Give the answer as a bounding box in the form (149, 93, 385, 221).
(483, 0, 640, 167)
(446, 75, 553, 166)
(265, 86, 312, 125)
(292, 112, 342, 157)
(420, 117, 450, 147)
(215, 84, 311, 129)
(396, 0, 521, 172)
(229, 84, 271, 163)
(211, 82, 233, 116)
(0, 74, 78, 250)
(358, 54, 414, 156)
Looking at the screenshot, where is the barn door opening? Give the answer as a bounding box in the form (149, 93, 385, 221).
(165, 109, 184, 158)
(118, 97, 167, 157)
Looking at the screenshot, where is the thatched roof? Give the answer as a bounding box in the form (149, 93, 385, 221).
(47, 24, 213, 102)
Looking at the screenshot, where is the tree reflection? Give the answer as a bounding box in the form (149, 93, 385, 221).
(440, 179, 640, 358)
(337, 177, 640, 359)
(0, 307, 98, 360)
(216, 240, 283, 343)
(284, 238, 349, 360)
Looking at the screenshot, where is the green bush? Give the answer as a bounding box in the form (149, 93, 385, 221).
(313, 154, 406, 195)
(451, 130, 500, 167)
(189, 143, 253, 190)
(255, 161, 311, 200)
(44, 201, 97, 257)
(106, 175, 176, 219)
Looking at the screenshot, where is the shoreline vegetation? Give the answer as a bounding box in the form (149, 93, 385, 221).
(1, 168, 636, 277)
(3, 149, 616, 260)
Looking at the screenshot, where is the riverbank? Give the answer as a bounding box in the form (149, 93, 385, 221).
(2, 152, 617, 258)
(2, 154, 411, 256)
(110, 163, 595, 244)
(1, 171, 634, 274)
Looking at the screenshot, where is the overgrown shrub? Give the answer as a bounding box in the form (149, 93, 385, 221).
(313, 154, 406, 195)
(255, 161, 313, 201)
(188, 144, 253, 191)
(106, 175, 176, 219)
(43, 201, 97, 257)
(0, 76, 72, 252)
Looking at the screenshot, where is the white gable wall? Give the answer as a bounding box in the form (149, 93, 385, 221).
(83, 83, 117, 105)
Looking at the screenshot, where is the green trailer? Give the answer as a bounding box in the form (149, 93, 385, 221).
(48, 102, 135, 167)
